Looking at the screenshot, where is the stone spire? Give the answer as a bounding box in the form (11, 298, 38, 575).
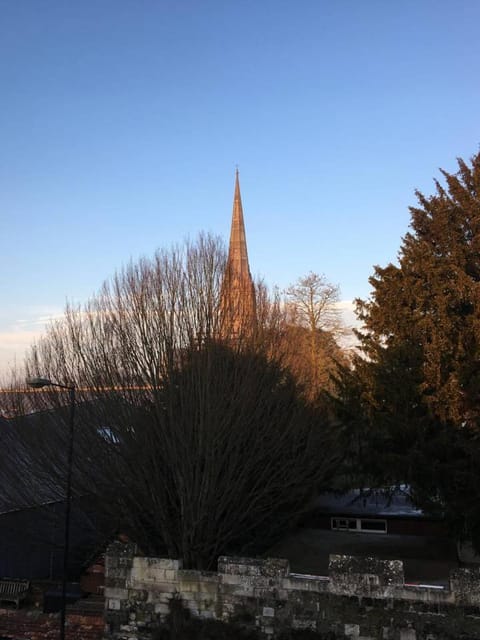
(227, 169, 252, 280)
(220, 170, 256, 337)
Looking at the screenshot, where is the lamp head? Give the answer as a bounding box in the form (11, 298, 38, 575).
(26, 377, 53, 389)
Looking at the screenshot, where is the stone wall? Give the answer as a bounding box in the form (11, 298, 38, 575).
(104, 542, 480, 639)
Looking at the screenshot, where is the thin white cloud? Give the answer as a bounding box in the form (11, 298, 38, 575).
(334, 300, 358, 326)
(334, 299, 356, 310)
(15, 313, 65, 328)
(335, 300, 361, 351)
(0, 307, 64, 375)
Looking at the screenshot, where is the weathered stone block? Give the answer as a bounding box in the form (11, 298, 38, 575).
(330, 555, 404, 585)
(451, 567, 480, 606)
(104, 587, 129, 600)
(145, 589, 171, 602)
(141, 581, 177, 594)
(128, 588, 148, 602)
(105, 541, 138, 585)
(292, 617, 316, 630)
(329, 555, 404, 597)
(220, 573, 254, 586)
(108, 567, 130, 580)
(154, 603, 170, 616)
(344, 622, 360, 637)
(105, 576, 128, 589)
(131, 567, 165, 583)
(106, 555, 119, 570)
(283, 576, 329, 593)
(129, 557, 181, 586)
(218, 556, 289, 578)
(177, 569, 218, 584)
(219, 581, 254, 598)
(191, 580, 218, 596)
(140, 557, 182, 570)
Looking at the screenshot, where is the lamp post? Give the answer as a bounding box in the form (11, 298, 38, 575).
(26, 377, 75, 640)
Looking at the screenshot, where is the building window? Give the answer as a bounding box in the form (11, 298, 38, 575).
(331, 517, 387, 533)
(359, 519, 387, 533)
(331, 518, 357, 531)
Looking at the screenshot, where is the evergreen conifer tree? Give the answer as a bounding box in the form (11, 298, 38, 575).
(342, 152, 480, 546)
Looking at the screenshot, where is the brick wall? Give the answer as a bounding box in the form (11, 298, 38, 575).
(0, 609, 104, 640)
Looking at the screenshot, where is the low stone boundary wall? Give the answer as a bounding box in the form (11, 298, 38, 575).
(104, 541, 480, 639)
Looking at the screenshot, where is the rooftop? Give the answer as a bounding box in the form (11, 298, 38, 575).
(311, 488, 425, 518)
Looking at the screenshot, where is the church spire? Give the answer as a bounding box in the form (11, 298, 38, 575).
(220, 170, 256, 337)
(227, 169, 252, 279)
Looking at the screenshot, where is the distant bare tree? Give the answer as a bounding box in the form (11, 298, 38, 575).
(284, 272, 345, 400)
(6, 235, 338, 570)
(285, 272, 341, 334)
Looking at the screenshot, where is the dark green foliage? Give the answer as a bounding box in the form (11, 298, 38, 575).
(357, 152, 480, 426)
(337, 152, 480, 546)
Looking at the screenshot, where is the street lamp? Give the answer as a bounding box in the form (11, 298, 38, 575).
(26, 377, 75, 640)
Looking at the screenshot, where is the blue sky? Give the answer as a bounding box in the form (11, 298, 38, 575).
(1, 1, 480, 373)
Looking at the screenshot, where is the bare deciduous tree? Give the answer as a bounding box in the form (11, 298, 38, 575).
(284, 272, 345, 399)
(285, 272, 341, 335)
(6, 235, 338, 570)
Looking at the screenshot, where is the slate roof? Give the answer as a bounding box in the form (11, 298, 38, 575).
(0, 409, 114, 579)
(310, 488, 424, 519)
